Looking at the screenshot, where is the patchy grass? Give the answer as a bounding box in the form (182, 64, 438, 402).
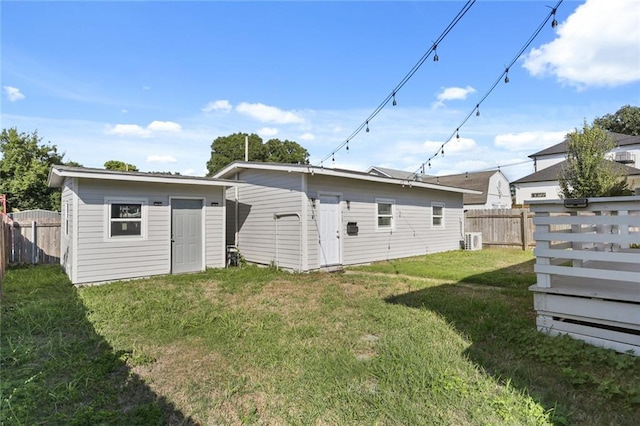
(2, 250, 639, 425)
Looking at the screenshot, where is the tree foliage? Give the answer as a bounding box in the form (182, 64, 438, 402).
(206, 132, 309, 176)
(104, 160, 139, 172)
(593, 105, 640, 136)
(0, 128, 65, 212)
(558, 122, 632, 198)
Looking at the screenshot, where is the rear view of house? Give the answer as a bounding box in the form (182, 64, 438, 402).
(48, 166, 239, 285)
(214, 162, 479, 272)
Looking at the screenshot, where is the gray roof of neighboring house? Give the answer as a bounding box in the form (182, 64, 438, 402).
(529, 132, 640, 158)
(367, 166, 506, 206)
(512, 160, 640, 184)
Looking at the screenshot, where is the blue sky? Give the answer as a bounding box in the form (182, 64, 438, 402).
(2, 0, 639, 181)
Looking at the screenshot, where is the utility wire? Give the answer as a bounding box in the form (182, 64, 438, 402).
(316, 0, 477, 166)
(412, 0, 564, 177)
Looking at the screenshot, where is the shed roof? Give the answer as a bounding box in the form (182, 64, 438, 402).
(214, 162, 481, 195)
(529, 132, 640, 158)
(48, 165, 241, 188)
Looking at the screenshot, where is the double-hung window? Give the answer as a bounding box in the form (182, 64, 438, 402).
(106, 198, 147, 239)
(376, 198, 395, 230)
(432, 202, 445, 227)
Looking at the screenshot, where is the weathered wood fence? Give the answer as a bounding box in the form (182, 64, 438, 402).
(1, 210, 61, 267)
(465, 208, 535, 250)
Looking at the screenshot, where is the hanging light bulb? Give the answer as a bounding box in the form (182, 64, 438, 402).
(332, 153, 335, 163)
(428, 161, 431, 169)
(504, 68, 510, 84)
(421, 164, 425, 175)
(441, 147, 445, 156)
(433, 44, 439, 62)
(456, 129, 460, 139)
(365, 121, 370, 133)
(346, 140, 349, 151)
(551, 8, 558, 28)
(476, 104, 480, 117)
(392, 92, 397, 106)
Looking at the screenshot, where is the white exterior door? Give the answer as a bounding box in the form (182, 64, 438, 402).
(171, 199, 203, 274)
(318, 195, 341, 266)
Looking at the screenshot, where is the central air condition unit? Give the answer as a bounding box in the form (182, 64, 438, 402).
(464, 232, 482, 251)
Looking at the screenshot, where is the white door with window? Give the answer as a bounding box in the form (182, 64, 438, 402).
(318, 195, 341, 266)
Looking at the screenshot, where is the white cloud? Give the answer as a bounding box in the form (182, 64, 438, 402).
(106, 124, 150, 137)
(300, 132, 315, 141)
(494, 130, 568, 152)
(4, 86, 25, 102)
(121, 109, 128, 114)
(147, 154, 177, 163)
(258, 127, 279, 137)
(523, 0, 640, 87)
(236, 102, 304, 124)
(147, 120, 182, 132)
(106, 120, 182, 137)
(202, 100, 232, 113)
(433, 86, 476, 107)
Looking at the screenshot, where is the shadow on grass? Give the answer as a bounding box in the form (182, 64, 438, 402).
(384, 260, 640, 426)
(0, 265, 197, 425)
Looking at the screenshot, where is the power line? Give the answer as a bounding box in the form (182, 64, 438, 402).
(316, 0, 478, 166)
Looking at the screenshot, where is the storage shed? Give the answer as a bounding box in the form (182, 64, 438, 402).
(48, 166, 239, 285)
(214, 162, 480, 272)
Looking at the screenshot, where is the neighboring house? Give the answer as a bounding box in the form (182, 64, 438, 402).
(48, 165, 239, 285)
(512, 132, 640, 205)
(214, 161, 480, 272)
(368, 166, 511, 209)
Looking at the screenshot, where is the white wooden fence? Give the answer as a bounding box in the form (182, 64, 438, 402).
(529, 196, 640, 355)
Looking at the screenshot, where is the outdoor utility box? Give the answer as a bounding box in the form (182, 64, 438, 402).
(347, 222, 359, 236)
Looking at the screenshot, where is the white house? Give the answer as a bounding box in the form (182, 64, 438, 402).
(214, 162, 480, 272)
(48, 165, 239, 285)
(368, 167, 511, 209)
(512, 132, 640, 205)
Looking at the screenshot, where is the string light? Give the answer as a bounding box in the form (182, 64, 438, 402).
(550, 7, 558, 28)
(366, 121, 370, 133)
(433, 44, 439, 62)
(315, 0, 477, 166)
(410, 0, 563, 175)
(346, 140, 349, 151)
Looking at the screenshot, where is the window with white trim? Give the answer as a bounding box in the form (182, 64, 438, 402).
(432, 202, 445, 227)
(106, 198, 147, 239)
(376, 198, 395, 230)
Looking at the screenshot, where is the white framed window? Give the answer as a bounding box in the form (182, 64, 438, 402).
(376, 198, 395, 230)
(432, 202, 445, 228)
(105, 198, 147, 239)
(531, 192, 546, 198)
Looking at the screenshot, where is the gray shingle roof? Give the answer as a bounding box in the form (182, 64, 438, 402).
(512, 160, 640, 184)
(529, 132, 640, 158)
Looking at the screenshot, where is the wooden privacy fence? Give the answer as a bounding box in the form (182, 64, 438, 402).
(2, 210, 61, 266)
(465, 208, 535, 250)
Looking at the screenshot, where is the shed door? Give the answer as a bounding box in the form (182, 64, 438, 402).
(171, 199, 203, 274)
(318, 195, 341, 266)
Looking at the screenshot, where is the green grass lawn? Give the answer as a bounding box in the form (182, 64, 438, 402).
(2, 249, 639, 425)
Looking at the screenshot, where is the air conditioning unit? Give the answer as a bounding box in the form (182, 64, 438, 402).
(464, 232, 482, 251)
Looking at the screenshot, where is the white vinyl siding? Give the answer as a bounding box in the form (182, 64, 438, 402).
(73, 179, 225, 284)
(230, 169, 303, 270)
(60, 178, 75, 279)
(308, 175, 463, 269)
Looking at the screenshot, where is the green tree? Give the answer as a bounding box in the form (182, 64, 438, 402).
(206, 133, 309, 176)
(593, 105, 640, 136)
(0, 128, 65, 212)
(104, 160, 138, 171)
(558, 122, 632, 198)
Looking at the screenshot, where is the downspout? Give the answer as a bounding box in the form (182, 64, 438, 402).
(273, 212, 302, 272)
(234, 172, 239, 247)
